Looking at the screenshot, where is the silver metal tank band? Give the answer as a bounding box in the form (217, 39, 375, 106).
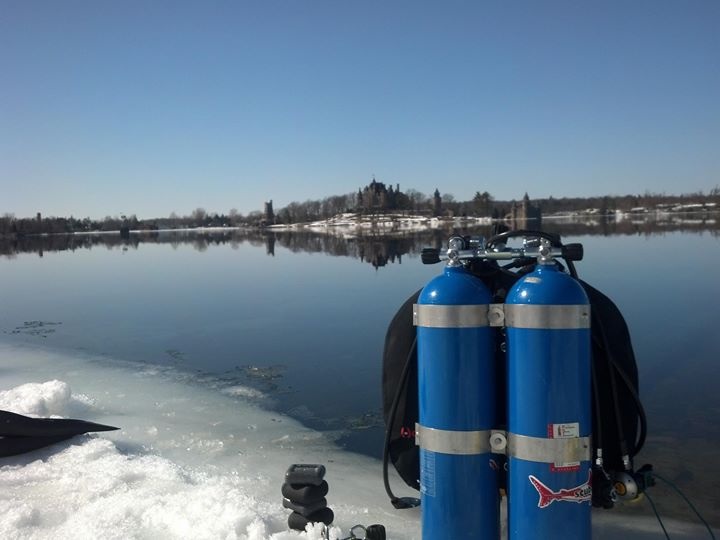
(507, 432, 591, 463)
(504, 304, 590, 329)
(413, 304, 490, 328)
(415, 423, 492, 455)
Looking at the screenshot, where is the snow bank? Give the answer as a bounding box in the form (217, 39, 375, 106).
(0, 382, 339, 539)
(0, 343, 418, 540)
(1, 437, 302, 540)
(0, 380, 94, 417)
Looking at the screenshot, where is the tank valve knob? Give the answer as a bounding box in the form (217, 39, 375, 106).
(562, 243, 584, 262)
(421, 248, 441, 265)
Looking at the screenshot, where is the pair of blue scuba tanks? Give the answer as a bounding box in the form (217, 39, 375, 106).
(382, 229, 648, 539)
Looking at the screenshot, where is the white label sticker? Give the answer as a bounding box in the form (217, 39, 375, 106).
(550, 422, 580, 439)
(548, 422, 581, 472)
(551, 462, 581, 472)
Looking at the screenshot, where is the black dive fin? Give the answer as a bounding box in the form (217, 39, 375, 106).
(0, 410, 119, 437)
(0, 434, 76, 458)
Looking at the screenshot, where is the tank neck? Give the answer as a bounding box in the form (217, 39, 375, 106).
(445, 264, 467, 274)
(535, 261, 559, 272)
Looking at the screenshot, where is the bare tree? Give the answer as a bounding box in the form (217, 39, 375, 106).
(191, 208, 207, 226)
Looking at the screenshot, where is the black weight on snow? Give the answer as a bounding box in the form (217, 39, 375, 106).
(287, 507, 335, 531)
(366, 524, 387, 540)
(281, 480, 329, 503)
(282, 497, 328, 517)
(285, 464, 325, 486)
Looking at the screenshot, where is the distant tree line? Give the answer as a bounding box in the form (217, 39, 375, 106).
(2, 185, 719, 236)
(528, 189, 720, 216)
(439, 189, 720, 219)
(273, 194, 357, 224)
(271, 187, 720, 223)
(0, 208, 260, 236)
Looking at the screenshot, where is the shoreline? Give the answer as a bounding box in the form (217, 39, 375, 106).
(2, 207, 719, 240)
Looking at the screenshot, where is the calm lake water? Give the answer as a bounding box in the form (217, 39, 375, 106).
(1, 220, 719, 526)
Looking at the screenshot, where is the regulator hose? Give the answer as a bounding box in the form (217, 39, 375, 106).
(593, 306, 648, 460)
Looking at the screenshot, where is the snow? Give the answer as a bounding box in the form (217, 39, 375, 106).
(268, 213, 493, 234)
(0, 380, 75, 417)
(1, 342, 716, 539)
(0, 343, 419, 540)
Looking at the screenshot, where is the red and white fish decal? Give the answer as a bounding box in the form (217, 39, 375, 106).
(528, 470, 592, 508)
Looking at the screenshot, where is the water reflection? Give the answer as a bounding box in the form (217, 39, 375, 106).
(0, 227, 451, 267)
(3, 214, 719, 265)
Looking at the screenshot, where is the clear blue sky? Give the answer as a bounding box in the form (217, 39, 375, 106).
(1, 1, 718, 219)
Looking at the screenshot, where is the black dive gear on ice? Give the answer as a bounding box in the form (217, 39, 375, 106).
(0, 410, 119, 457)
(381, 230, 647, 510)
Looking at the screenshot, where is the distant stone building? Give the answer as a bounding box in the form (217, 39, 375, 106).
(356, 178, 402, 212)
(264, 200, 275, 224)
(433, 189, 442, 217)
(357, 178, 392, 211)
(508, 193, 542, 227)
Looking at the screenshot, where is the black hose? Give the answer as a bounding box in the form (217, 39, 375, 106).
(593, 308, 644, 466)
(608, 355, 630, 466)
(607, 356, 648, 457)
(566, 258, 578, 279)
(594, 310, 630, 462)
(590, 342, 604, 462)
(487, 229, 578, 278)
(486, 229, 562, 249)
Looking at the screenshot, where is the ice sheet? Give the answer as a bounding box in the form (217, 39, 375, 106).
(0, 342, 715, 540)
